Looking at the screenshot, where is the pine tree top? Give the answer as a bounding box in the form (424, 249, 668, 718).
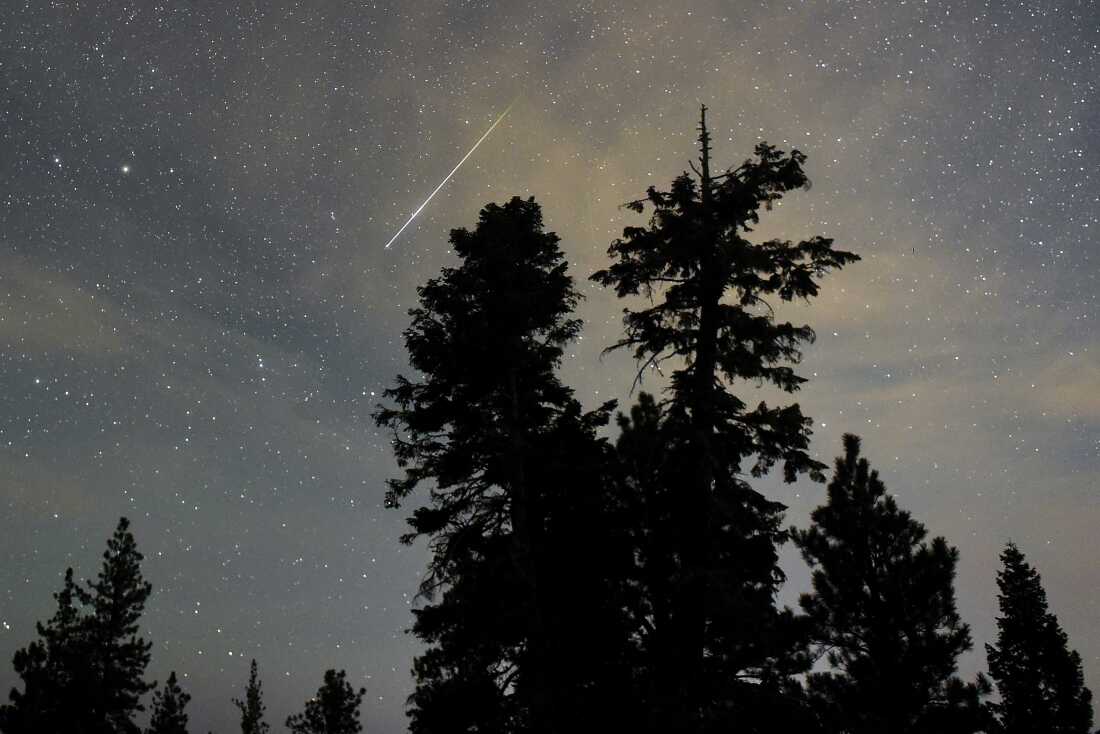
(233, 658, 271, 734)
(987, 542, 1094, 734)
(591, 107, 858, 487)
(147, 671, 190, 734)
(285, 669, 365, 734)
(792, 435, 983, 732)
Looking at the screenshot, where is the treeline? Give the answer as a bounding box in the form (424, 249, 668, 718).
(370, 107, 1094, 734)
(3, 108, 1095, 734)
(0, 519, 365, 734)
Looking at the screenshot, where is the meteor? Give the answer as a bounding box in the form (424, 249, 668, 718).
(384, 99, 517, 249)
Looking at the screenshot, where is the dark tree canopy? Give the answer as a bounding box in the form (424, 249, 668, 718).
(0, 569, 87, 733)
(793, 435, 988, 734)
(986, 543, 1094, 734)
(593, 108, 858, 445)
(611, 392, 819, 732)
(0, 517, 154, 734)
(233, 659, 271, 734)
(285, 669, 366, 734)
(374, 196, 594, 590)
(146, 672, 190, 734)
(87, 517, 156, 733)
(405, 539, 525, 734)
(375, 196, 583, 522)
(592, 106, 857, 731)
(376, 196, 630, 733)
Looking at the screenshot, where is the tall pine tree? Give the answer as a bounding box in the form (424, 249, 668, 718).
(233, 659, 270, 734)
(986, 543, 1094, 734)
(792, 435, 988, 734)
(85, 517, 155, 733)
(375, 197, 628, 733)
(285, 670, 365, 734)
(146, 672, 190, 734)
(0, 518, 153, 734)
(592, 106, 857, 731)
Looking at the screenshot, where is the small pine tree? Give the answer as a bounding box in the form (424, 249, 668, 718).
(986, 543, 1094, 734)
(147, 672, 190, 734)
(793, 435, 988, 734)
(285, 669, 365, 734)
(233, 659, 271, 734)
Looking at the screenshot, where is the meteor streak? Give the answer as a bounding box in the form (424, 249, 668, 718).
(384, 99, 516, 249)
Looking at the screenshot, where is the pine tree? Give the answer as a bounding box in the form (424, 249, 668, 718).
(146, 672, 190, 734)
(0, 569, 90, 733)
(524, 401, 639, 733)
(92, 518, 157, 726)
(375, 197, 626, 732)
(592, 106, 857, 731)
(611, 393, 818, 732)
(0, 518, 153, 734)
(233, 659, 271, 734)
(792, 435, 988, 734)
(404, 540, 525, 734)
(986, 543, 1094, 734)
(285, 670, 365, 734)
(84, 517, 156, 733)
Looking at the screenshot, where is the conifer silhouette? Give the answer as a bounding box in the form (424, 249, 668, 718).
(285, 669, 365, 734)
(376, 197, 628, 733)
(0, 569, 88, 733)
(233, 659, 271, 734)
(146, 672, 190, 734)
(986, 543, 1094, 734)
(86, 517, 156, 733)
(793, 435, 989, 734)
(0, 517, 154, 734)
(593, 106, 857, 731)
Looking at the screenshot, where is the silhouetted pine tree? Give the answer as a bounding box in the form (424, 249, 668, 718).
(612, 393, 818, 733)
(375, 197, 630, 733)
(0, 518, 153, 734)
(285, 670, 365, 734)
(404, 536, 525, 734)
(146, 672, 190, 734)
(592, 106, 857, 731)
(84, 517, 156, 733)
(0, 569, 89, 733)
(233, 659, 271, 734)
(793, 435, 988, 734)
(528, 401, 639, 732)
(986, 543, 1094, 734)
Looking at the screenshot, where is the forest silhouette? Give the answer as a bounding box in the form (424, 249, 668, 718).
(2, 108, 1094, 734)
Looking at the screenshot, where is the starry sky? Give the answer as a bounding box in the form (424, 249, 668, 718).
(2, 1, 1099, 731)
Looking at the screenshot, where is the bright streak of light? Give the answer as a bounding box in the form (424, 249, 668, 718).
(384, 99, 517, 249)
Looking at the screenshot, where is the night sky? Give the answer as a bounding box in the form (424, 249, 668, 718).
(3, 1, 1099, 731)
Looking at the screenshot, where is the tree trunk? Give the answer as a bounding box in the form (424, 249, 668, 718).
(667, 104, 720, 734)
